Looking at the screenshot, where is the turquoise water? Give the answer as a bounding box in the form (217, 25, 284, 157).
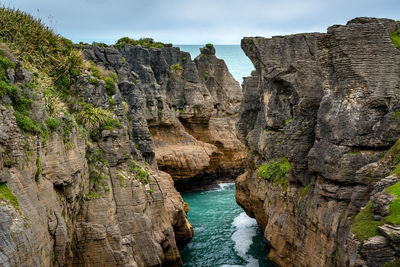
(177, 45, 254, 84)
(181, 183, 274, 267)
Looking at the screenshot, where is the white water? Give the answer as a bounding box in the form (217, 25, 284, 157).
(181, 183, 273, 267)
(222, 212, 260, 267)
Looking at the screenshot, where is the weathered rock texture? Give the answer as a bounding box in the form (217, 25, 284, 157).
(0, 47, 193, 266)
(82, 44, 246, 191)
(236, 18, 400, 266)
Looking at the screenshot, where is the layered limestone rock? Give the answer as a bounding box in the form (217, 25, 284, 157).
(82, 44, 246, 191)
(0, 48, 192, 266)
(236, 18, 400, 266)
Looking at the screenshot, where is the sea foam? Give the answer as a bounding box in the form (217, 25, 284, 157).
(216, 182, 235, 191)
(221, 212, 259, 267)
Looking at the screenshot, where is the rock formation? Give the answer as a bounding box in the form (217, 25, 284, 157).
(82, 43, 246, 191)
(236, 18, 400, 266)
(0, 8, 245, 265)
(0, 47, 194, 266)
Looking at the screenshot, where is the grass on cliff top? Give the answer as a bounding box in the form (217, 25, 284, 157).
(257, 157, 290, 191)
(0, 7, 83, 83)
(351, 181, 400, 244)
(114, 37, 164, 49)
(391, 29, 400, 50)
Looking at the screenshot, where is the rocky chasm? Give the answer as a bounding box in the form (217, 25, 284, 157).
(2, 10, 400, 267)
(236, 17, 400, 267)
(0, 14, 246, 265)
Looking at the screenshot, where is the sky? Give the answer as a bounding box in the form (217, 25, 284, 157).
(2, 0, 400, 45)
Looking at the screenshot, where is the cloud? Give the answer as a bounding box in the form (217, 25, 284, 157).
(3, 0, 400, 44)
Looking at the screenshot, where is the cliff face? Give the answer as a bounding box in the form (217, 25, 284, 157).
(236, 18, 400, 266)
(0, 29, 245, 265)
(0, 45, 195, 266)
(82, 44, 246, 191)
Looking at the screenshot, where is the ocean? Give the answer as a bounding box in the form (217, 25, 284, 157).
(181, 184, 274, 267)
(177, 45, 272, 266)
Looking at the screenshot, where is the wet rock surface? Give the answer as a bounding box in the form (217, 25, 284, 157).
(236, 18, 400, 266)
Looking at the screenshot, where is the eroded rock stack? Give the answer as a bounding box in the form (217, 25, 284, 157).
(235, 18, 400, 266)
(83, 44, 246, 191)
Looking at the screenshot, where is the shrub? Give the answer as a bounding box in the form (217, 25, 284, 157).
(114, 37, 164, 49)
(170, 63, 183, 73)
(129, 160, 150, 184)
(206, 43, 213, 48)
(45, 117, 60, 130)
(104, 76, 116, 96)
(257, 157, 290, 191)
(92, 42, 109, 47)
(76, 103, 120, 131)
(391, 29, 400, 50)
(88, 77, 99, 86)
(14, 111, 38, 132)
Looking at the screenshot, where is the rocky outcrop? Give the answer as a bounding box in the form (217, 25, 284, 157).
(82, 44, 246, 191)
(0, 46, 193, 266)
(236, 18, 400, 266)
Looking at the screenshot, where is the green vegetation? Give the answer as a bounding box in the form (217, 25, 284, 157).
(298, 183, 311, 202)
(85, 191, 103, 200)
(346, 151, 360, 155)
(385, 181, 400, 224)
(257, 157, 290, 191)
(114, 37, 164, 49)
(302, 33, 307, 39)
(351, 201, 383, 243)
(285, 118, 292, 124)
(206, 43, 213, 48)
(394, 110, 400, 120)
(0, 183, 19, 210)
(129, 160, 150, 184)
(86, 148, 107, 167)
(104, 76, 116, 96)
(351, 181, 400, 244)
(0, 7, 83, 97)
(76, 103, 121, 132)
(204, 70, 209, 79)
(384, 258, 400, 267)
(170, 63, 183, 73)
(92, 42, 109, 47)
(45, 117, 60, 130)
(88, 77, 99, 86)
(390, 29, 400, 50)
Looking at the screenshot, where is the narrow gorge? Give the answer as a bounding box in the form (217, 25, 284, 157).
(1, 7, 400, 267)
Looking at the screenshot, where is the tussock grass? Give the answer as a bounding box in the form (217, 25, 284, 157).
(0, 7, 83, 95)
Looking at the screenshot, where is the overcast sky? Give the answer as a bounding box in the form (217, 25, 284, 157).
(3, 0, 400, 44)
